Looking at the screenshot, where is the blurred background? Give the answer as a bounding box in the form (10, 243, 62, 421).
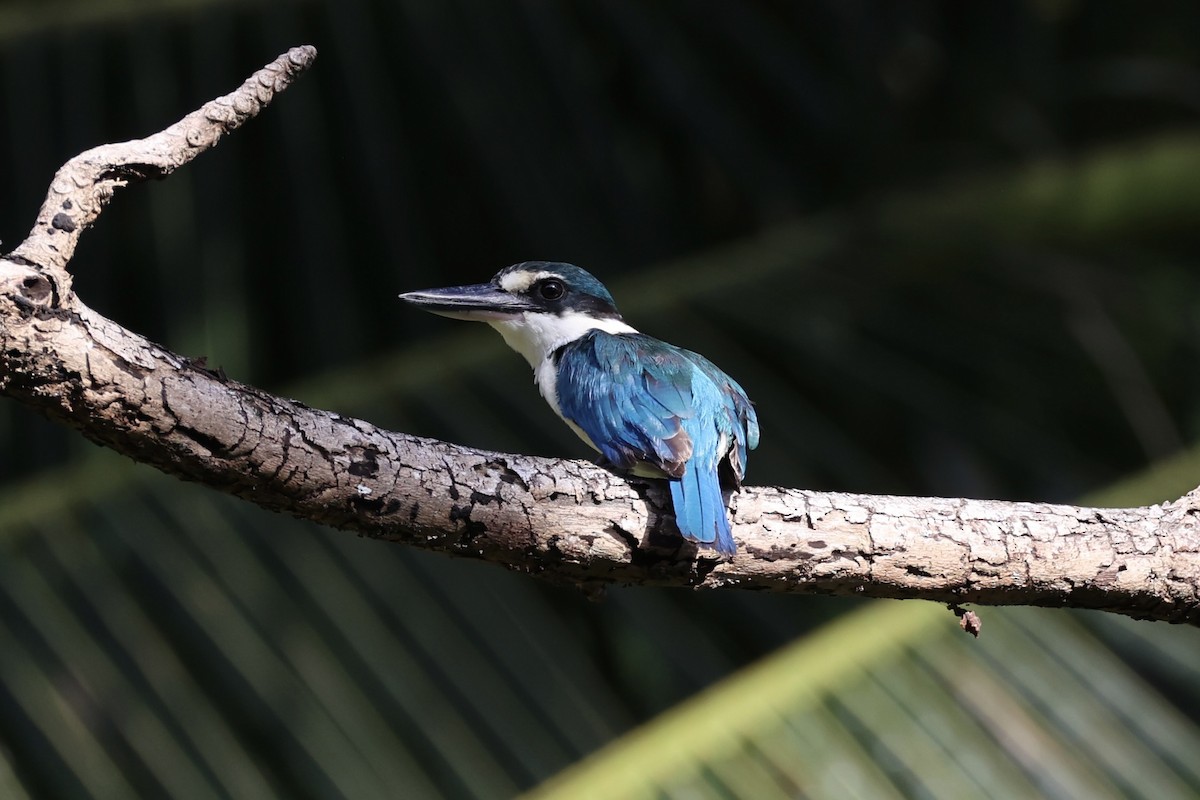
(2, 0, 1200, 797)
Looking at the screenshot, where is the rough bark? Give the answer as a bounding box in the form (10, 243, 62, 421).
(1, 47, 1197, 626)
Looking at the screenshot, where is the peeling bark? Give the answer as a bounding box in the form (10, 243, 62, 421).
(1, 47, 1198, 626)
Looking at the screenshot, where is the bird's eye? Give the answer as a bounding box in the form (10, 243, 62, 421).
(537, 279, 565, 301)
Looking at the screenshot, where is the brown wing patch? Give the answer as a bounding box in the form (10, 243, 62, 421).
(658, 427, 693, 478)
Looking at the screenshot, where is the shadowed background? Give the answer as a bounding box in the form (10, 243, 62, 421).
(2, 1, 1200, 798)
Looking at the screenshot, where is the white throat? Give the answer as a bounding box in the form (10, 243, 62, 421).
(487, 311, 637, 369)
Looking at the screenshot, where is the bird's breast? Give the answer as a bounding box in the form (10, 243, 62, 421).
(534, 356, 564, 416)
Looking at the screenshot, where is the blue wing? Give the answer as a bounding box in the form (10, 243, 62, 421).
(554, 331, 758, 554)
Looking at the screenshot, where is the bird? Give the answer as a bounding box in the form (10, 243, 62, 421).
(399, 262, 759, 555)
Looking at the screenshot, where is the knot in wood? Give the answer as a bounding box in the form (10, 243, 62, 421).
(0, 260, 58, 311)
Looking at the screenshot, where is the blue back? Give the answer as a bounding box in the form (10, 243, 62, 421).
(554, 330, 758, 553)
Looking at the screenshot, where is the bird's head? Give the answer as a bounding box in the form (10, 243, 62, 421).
(399, 262, 622, 322)
(400, 262, 636, 366)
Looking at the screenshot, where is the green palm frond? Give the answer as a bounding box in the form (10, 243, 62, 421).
(522, 457, 1200, 800)
(526, 605, 1200, 800)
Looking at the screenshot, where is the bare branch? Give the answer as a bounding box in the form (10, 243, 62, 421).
(0, 47, 1197, 627)
(6, 45, 317, 282)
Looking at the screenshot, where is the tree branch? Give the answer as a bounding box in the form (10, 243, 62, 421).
(1, 47, 1197, 626)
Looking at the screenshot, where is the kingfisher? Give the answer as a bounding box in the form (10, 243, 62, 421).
(399, 262, 759, 555)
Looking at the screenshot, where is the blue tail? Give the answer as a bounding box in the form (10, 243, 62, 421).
(669, 460, 736, 555)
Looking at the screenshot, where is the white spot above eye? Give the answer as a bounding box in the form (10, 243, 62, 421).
(498, 270, 559, 294)
(355, 484, 372, 496)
